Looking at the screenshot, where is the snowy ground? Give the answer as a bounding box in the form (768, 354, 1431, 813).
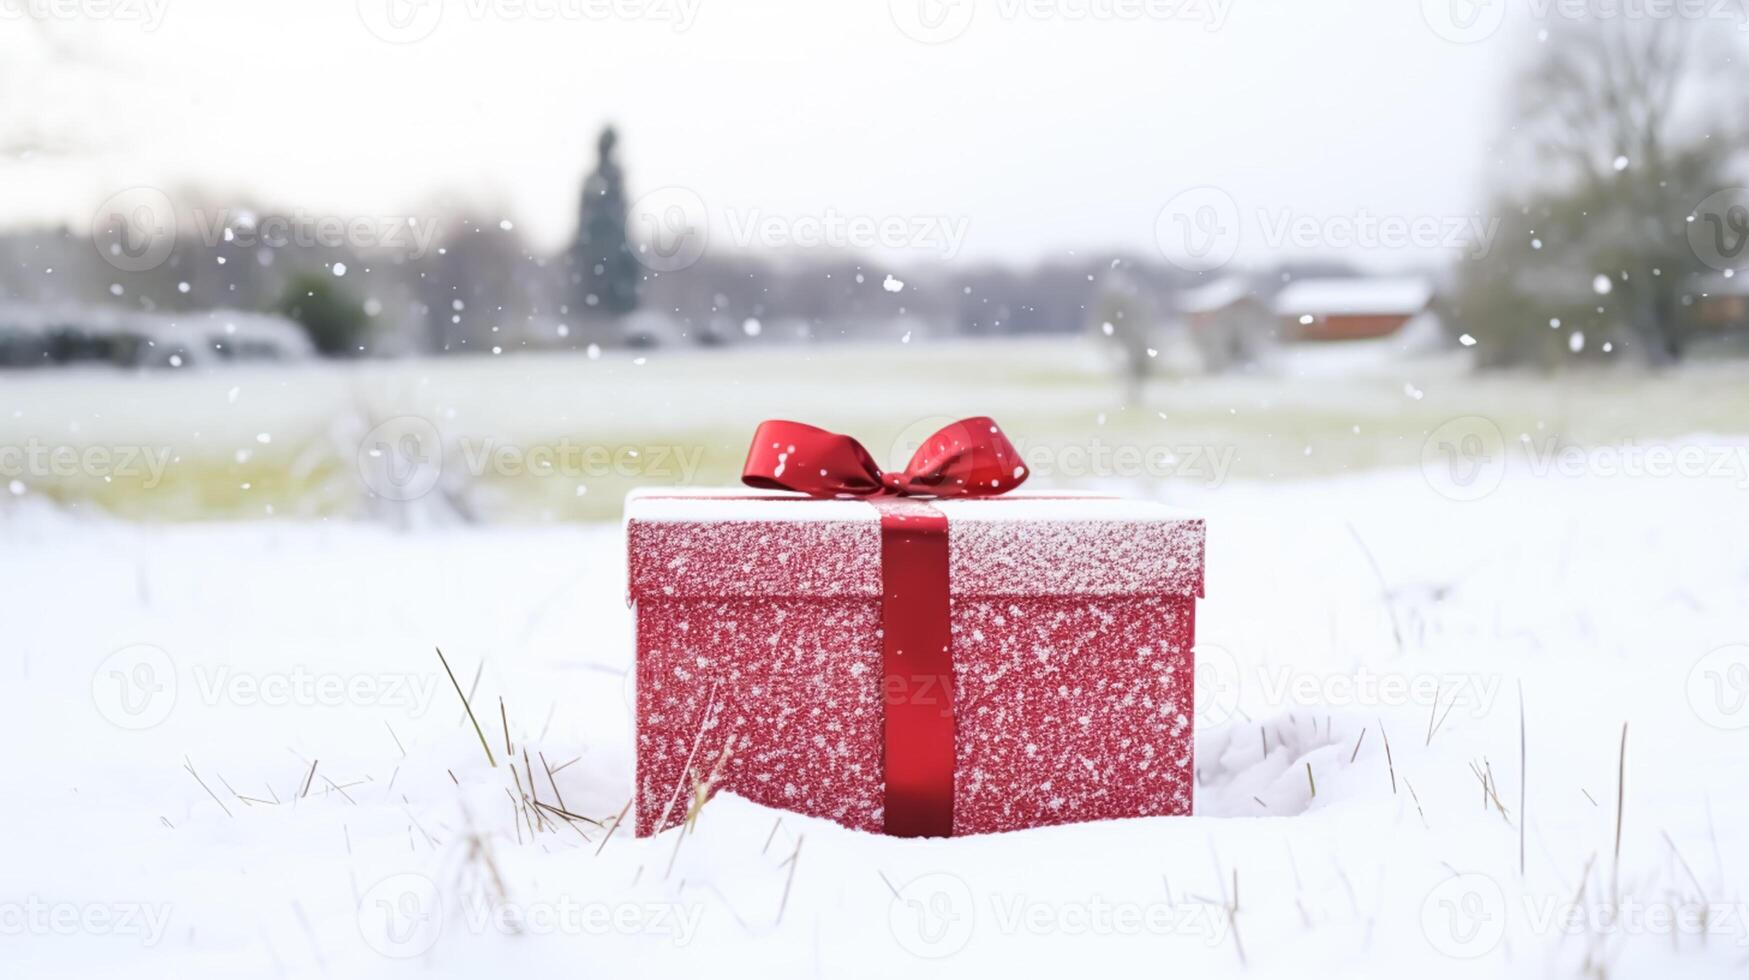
(5, 345, 1749, 977)
(5, 434, 1749, 979)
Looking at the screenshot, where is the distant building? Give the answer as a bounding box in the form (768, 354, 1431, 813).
(1179, 277, 1276, 372)
(1685, 273, 1749, 356)
(0, 304, 313, 369)
(1266, 277, 1453, 376)
(1690, 273, 1749, 329)
(1273, 277, 1438, 343)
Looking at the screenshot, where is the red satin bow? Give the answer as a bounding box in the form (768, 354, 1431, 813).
(742, 417, 1028, 498)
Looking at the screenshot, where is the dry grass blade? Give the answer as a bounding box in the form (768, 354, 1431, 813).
(522, 749, 540, 809)
(1404, 778, 1427, 827)
(1518, 680, 1527, 876)
(776, 836, 804, 925)
(1227, 867, 1247, 966)
(217, 772, 250, 808)
(507, 786, 532, 843)
(437, 646, 497, 768)
(183, 757, 233, 818)
(876, 870, 900, 899)
(533, 800, 597, 842)
(539, 751, 567, 811)
(1661, 830, 1709, 905)
(1427, 691, 1459, 746)
(321, 775, 357, 805)
(1483, 758, 1510, 821)
(1613, 721, 1628, 903)
(1379, 719, 1397, 795)
(595, 798, 634, 857)
(511, 763, 548, 833)
(1466, 759, 1509, 820)
(533, 799, 604, 827)
(666, 742, 737, 879)
(685, 741, 736, 834)
(655, 687, 719, 833)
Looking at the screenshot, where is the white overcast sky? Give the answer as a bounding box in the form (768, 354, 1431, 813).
(0, 0, 1539, 268)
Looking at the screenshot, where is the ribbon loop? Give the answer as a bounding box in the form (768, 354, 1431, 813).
(742, 417, 1027, 499)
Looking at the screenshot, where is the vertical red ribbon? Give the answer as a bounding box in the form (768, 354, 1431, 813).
(739, 416, 1014, 837)
(872, 499, 956, 838)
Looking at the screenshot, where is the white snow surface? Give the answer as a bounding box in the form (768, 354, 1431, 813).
(625, 488, 1183, 524)
(5, 454, 1749, 979)
(1273, 277, 1435, 316)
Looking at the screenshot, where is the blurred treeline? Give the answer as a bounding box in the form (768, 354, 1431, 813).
(0, 198, 1211, 357)
(4, 18, 1749, 371)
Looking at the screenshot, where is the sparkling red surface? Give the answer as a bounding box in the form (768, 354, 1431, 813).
(628, 499, 1203, 837)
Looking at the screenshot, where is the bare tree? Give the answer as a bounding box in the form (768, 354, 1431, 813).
(1087, 268, 1158, 404)
(1455, 17, 1749, 366)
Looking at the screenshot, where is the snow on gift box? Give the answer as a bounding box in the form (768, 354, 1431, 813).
(625, 418, 1205, 838)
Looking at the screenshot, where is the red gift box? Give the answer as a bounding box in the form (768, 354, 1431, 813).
(626, 488, 1205, 837)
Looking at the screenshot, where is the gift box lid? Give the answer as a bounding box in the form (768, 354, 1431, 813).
(625, 488, 1204, 599)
